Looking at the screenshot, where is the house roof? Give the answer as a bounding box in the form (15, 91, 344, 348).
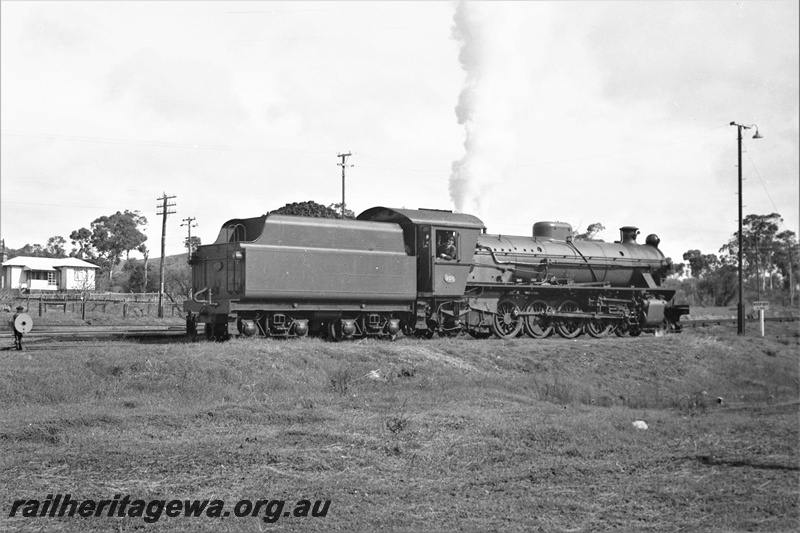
(52, 257, 101, 269)
(2, 256, 100, 270)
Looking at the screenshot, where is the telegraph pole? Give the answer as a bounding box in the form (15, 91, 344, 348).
(736, 124, 745, 335)
(337, 152, 352, 217)
(730, 121, 762, 335)
(156, 193, 177, 318)
(181, 216, 197, 302)
(181, 217, 197, 254)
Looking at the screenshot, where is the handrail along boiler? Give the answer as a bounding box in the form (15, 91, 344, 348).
(184, 207, 688, 340)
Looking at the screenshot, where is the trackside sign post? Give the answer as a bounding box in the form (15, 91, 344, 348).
(752, 301, 769, 337)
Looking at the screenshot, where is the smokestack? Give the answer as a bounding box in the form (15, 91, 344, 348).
(619, 226, 640, 244)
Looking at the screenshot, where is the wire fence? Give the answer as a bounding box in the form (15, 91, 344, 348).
(2, 291, 185, 319)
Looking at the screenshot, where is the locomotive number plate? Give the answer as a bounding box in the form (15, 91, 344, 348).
(443, 274, 456, 284)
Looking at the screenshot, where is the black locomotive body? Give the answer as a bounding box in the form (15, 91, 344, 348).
(184, 206, 688, 340)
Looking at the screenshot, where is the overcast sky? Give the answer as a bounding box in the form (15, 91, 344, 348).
(2, 1, 798, 263)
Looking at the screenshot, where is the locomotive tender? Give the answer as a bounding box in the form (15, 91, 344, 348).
(184, 207, 688, 340)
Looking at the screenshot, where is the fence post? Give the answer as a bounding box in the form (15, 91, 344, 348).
(123, 299, 128, 318)
(39, 294, 43, 317)
(81, 298, 86, 321)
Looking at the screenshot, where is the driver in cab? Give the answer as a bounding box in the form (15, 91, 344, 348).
(438, 236, 457, 260)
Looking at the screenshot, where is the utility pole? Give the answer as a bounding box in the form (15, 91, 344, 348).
(181, 217, 197, 302)
(730, 121, 762, 335)
(181, 217, 197, 255)
(735, 123, 746, 336)
(337, 152, 352, 217)
(156, 193, 177, 318)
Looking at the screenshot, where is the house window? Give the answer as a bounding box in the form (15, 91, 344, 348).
(48, 271, 58, 286)
(75, 270, 87, 281)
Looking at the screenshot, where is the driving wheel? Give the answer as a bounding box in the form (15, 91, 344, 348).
(522, 299, 553, 339)
(554, 300, 584, 339)
(491, 299, 522, 339)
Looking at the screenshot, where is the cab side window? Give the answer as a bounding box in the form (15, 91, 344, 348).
(436, 230, 458, 261)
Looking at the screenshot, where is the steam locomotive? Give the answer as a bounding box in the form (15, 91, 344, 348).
(184, 206, 688, 340)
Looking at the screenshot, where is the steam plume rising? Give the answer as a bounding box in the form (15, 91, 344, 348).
(449, 2, 539, 216)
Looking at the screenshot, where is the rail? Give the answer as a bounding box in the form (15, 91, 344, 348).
(682, 316, 797, 327)
(14, 324, 192, 342)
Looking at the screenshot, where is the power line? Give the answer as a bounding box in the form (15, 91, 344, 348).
(514, 126, 730, 169)
(744, 148, 779, 214)
(0, 131, 334, 154)
(1, 200, 114, 209)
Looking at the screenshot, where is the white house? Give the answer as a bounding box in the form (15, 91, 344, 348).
(1, 256, 100, 292)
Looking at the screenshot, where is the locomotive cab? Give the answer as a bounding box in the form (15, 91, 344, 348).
(358, 207, 484, 297)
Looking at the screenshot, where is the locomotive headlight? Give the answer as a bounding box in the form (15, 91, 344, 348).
(233, 251, 244, 261)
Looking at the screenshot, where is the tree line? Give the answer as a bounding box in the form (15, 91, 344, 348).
(675, 213, 798, 306)
(4, 210, 192, 294)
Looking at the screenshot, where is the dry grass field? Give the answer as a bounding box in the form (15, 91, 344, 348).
(1, 309, 798, 532)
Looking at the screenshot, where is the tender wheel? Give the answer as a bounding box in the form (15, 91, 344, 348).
(586, 319, 613, 338)
(491, 300, 522, 340)
(414, 329, 435, 339)
(327, 322, 342, 342)
(414, 319, 437, 339)
(522, 299, 553, 339)
(555, 300, 584, 339)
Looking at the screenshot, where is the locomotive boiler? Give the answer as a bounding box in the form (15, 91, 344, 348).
(184, 206, 687, 340)
(461, 222, 684, 339)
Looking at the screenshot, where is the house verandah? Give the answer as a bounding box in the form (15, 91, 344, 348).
(1, 256, 100, 292)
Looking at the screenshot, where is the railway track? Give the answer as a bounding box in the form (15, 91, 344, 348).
(681, 316, 798, 328)
(25, 316, 797, 334)
(29, 324, 188, 336)
(1, 324, 193, 350)
(3, 316, 795, 350)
